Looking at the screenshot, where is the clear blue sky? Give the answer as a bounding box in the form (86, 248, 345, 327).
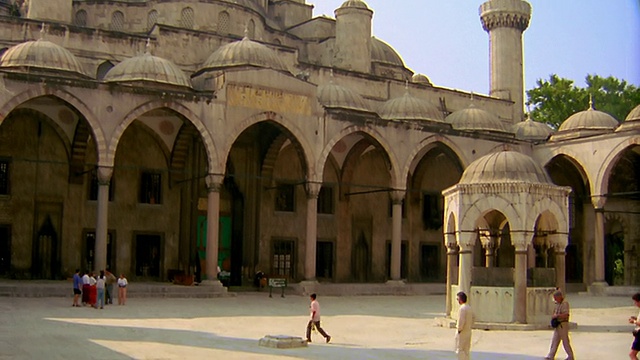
(311, 1, 640, 96)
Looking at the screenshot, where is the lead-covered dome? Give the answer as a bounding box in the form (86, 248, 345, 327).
(339, 0, 369, 9)
(445, 106, 509, 133)
(104, 52, 192, 88)
(459, 150, 551, 184)
(371, 37, 404, 67)
(0, 39, 89, 78)
(512, 116, 553, 141)
(411, 73, 432, 85)
(379, 92, 444, 123)
(625, 104, 640, 122)
(317, 82, 370, 112)
(557, 105, 618, 132)
(198, 37, 289, 74)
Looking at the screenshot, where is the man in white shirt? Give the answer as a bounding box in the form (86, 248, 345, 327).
(305, 293, 331, 344)
(456, 291, 473, 360)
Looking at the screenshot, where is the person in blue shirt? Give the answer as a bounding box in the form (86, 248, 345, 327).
(72, 269, 82, 307)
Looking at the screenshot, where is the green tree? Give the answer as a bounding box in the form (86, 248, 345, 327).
(526, 74, 640, 128)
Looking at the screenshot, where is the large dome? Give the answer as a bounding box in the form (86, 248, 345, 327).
(317, 82, 370, 112)
(198, 37, 289, 74)
(0, 39, 89, 78)
(378, 92, 444, 123)
(104, 52, 192, 88)
(445, 106, 509, 133)
(512, 117, 553, 141)
(558, 105, 618, 132)
(625, 104, 640, 122)
(339, 0, 369, 9)
(459, 150, 551, 184)
(371, 37, 404, 67)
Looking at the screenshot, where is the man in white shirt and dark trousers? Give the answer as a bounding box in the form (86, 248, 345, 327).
(456, 291, 473, 360)
(306, 293, 331, 343)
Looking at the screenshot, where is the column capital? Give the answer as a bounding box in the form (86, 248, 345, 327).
(96, 166, 113, 185)
(479, 1, 531, 32)
(205, 173, 224, 192)
(548, 233, 568, 250)
(591, 195, 606, 210)
(510, 231, 532, 251)
(389, 189, 405, 205)
(305, 181, 322, 199)
(457, 231, 476, 251)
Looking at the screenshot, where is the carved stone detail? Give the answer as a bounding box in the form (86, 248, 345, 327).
(481, 13, 530, 32)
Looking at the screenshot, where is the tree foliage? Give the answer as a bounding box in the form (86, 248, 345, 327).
(526, 74, 640, 128)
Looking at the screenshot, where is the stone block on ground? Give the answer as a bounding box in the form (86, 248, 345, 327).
(258, 335, 308, 349)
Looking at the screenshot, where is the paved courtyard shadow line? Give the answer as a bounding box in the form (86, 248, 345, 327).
(40, 318, 542, 360)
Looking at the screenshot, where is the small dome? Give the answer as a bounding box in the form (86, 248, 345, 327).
(371, 37, 404, 67)
(198, 37, 289, 74)
(411, 73, 432, 85)
(339, 0, 369, 9)
(317, 82, 370, 112)
(558, 105, 618, 132)
(459, 151, 551, 184)
(0, 39, 89, 78)
(625, 104, 640, 122)
(445, 106, 509, 133)
(379, 92, 444, 123)
(512, 117, 553, 141)
(104, 52, 192, 88)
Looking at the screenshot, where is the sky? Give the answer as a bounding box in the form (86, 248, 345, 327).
(310, 0, 640, 96)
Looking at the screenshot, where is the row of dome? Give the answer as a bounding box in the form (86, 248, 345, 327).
(1, 37, 637, 141)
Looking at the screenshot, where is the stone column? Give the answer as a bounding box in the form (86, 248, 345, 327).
(593, 196, 607, 285)
(94, 166, 113, 273)
(512, 233, 529, 324)
(457, 232, 476, 295)
(389, 190, 405, 281)
(480, 0, 531, 122)
(445, 237, 458, 316)
(554, 246, 566, 292)
(304, 182, 321, 281)
(202, 174, 223, 286)
(479, 230, 495, 267)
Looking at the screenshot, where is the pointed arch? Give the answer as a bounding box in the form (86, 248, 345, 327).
(595, 137, 640, 197)
(108, 100, 219, 173)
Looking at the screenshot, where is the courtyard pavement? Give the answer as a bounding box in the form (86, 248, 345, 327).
(0, 291, 633, 359)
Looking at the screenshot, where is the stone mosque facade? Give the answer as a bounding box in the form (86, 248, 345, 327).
(0, 0, 637, 305)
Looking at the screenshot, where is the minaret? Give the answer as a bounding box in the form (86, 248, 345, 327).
(480, 0, 531, 122)
(27, 0, 73, 23)
(333, 0, 373, 73)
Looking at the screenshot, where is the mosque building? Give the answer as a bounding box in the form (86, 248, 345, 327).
(0, 0, 637, 306)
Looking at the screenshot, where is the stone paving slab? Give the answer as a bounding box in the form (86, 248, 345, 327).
(0, 292, 633, 359)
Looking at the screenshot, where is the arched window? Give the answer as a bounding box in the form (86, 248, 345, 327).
(273, 38, 281, 45)
(247, 19, 255, 39)
(96, 61, 114, 80)
(217, 11, 229, 34)
(181, 7, 194, 29)
(111, 11, 124, 31)
(147, 10, 158, 31)
(74, 10, 87, 27)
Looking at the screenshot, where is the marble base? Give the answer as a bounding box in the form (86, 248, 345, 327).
(259, 335, 308, 349)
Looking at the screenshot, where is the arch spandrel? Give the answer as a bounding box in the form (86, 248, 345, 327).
(108, 100, 219, 173)
(0, 88, 107, 165)
(318, 124, 401, 188)
(459, 195, 523, 236)
(224, 111, 316, 181)
(594, 136, 640, 197)
(527, 197, 569, 235)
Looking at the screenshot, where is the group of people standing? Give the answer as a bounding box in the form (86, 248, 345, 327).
(72, 269, 128, 308)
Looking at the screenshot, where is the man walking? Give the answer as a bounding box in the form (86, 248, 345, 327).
(72, 269, 81, 307)
(456, 291, 473, 360)
(306, 293, 331, 344)
(545, 289, 575, 360)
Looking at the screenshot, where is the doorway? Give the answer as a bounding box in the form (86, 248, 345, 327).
(32, 216, 58, 279)
(316, 241, 334, 280)
(84, 231, 115, 273)
(0, 225, 10, 276)
(421, 244, 440, 281)
(135, 234, 161, 279)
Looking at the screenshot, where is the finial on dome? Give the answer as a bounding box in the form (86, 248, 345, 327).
(469, 91, 476, 108)
(588, 94, 594, 110)
(39, 23, 46, 40)
(243, 25, 249, 39)
(145, 38, 151, 55)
